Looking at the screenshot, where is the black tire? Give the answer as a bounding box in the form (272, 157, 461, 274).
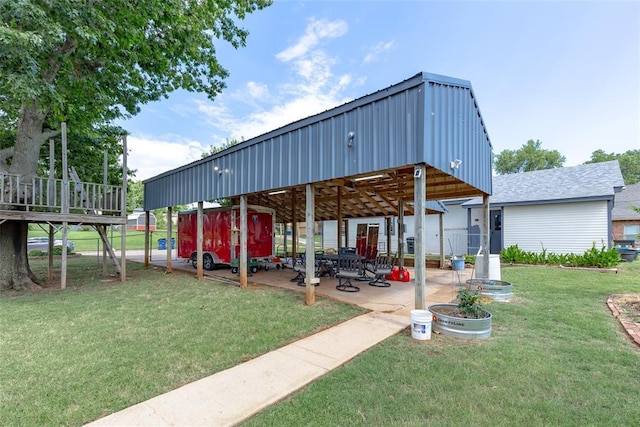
(191, 255, 198, 269)
(251, 266, 258, 274)
(264, 265, 270, 271)
(203, 254, 214, 270)
(231, 267, 238, 274)
(276, 264, 281, 269)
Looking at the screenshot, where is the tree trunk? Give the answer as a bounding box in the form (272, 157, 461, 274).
(0, 221, 40, 290)
(1, 102, 48, 290)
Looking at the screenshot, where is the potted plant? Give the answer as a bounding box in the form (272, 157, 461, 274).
(429, 288, 492, 339)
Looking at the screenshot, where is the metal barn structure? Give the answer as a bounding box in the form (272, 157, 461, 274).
(142, 72, 494, 308)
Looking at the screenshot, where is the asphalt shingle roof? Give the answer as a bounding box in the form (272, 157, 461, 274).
(463, 161, 624, 207)
(612, 181, 640, 220)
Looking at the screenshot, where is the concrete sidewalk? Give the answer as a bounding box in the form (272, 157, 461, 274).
(84, 251, 466, 426)
(85, 312, 410, 427)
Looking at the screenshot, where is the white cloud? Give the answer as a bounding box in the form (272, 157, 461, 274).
(363, 40, 395, 63)
(193, 16, 360, 149)
(276, 18, 348, 62)
(127, 135, 208, 181)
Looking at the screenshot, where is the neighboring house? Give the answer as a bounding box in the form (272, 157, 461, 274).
(317, 162, 625, 257)
(612, 182, 640, 247)
(463, 161, 625, 255)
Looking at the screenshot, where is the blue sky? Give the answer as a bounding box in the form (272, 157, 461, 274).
(120, 0, 640, 181)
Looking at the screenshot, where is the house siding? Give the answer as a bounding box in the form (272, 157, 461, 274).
(503, 201, 609, 254)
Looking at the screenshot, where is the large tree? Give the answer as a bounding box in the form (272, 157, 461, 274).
(494, 139, 566, 174)
(0, 0, 271, 290)
(584, 149, 640, 185)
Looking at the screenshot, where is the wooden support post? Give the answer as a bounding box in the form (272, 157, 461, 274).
(386, 217, 392, 256)
(61, 122, 68, 290)
(120, 135, 127, 282)
(102, 225, 108, 276)
(305, 184, 316, 305)
(197, 201, 204, 279)
(166, 206, 172, 273)
(482, 194, 490, 276)
(337, 187, 343, 251)
(414, 163, 427, 309)
(239, 195, 248, 288)
(398, 200, 404, 269)
(439, 212, 445, 269)
(48, 224, 54, 280)
(144, 212, 150, 268)
(291, 190, 297, 259)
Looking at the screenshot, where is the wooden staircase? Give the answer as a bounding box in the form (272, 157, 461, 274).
(69, 167, 122, 275)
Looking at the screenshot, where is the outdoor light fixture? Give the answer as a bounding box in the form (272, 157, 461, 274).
(354, 174, 385, 181)
(347, 131, 355, 147)
(450, 159, 462, 170)
(268, 190, 287, 195)
(213, 165, 222, 175)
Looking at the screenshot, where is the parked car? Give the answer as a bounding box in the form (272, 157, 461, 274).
(27, 237, 75, 253)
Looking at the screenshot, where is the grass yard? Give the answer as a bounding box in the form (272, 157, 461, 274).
(28, 227, 176, 252)
(244, 262, 640, 426)
(0, 257, 365, 426)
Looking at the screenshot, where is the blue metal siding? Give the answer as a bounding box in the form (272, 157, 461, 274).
(423, 77, 492, 196)
(143, 72, 492, 210)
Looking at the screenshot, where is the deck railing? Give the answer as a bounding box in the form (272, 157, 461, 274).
(0, 172, 123, 215)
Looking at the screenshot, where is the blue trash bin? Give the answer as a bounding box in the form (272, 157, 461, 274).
(158, 238, 175, 250)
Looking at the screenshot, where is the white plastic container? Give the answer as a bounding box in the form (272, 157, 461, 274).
(475, 254, 501, 280)
(410, 309, 432, 340)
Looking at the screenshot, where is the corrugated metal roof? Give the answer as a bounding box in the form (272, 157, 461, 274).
(462, 161, 624, 207)
(143, 71, 494, 223)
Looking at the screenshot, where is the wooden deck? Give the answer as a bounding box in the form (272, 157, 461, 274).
(0, 172, 125, 225)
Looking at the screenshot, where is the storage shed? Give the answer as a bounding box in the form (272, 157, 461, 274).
(126, 208, 156, 232)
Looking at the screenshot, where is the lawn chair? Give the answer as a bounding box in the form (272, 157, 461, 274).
(368, 253, 397, 288)
(289, 253, 320, 287)
(335, 254, 363, 292)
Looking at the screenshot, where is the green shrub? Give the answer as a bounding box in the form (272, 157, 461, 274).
(500, 244, 621, 268)
(457, 288, 485, 319)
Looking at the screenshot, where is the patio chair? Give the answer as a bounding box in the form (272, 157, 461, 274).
(368, 254, 397, 287)
(289, 253, 320, 287)
(335, 254, 363, 292)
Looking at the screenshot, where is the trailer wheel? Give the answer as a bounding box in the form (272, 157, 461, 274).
(276, 264, 281, 269)
(231, 267, 238, 274)
(203, 254, 214, 271)
(191, 256, 198, 269)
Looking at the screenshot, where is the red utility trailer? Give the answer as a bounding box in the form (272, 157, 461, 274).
(178, 205, 275, 270)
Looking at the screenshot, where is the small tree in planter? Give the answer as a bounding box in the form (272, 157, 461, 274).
(429, 289, 493, 339)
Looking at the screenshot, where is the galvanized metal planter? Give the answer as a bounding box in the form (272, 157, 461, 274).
(466, 278, 513, 301)
(428, 303, 492, 340)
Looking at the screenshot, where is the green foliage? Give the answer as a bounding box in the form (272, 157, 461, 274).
(494, 139, 566, 174)
(500, 244, 621, 268)
(27, 250, 46, 257)
(201, 138, 243, 159)
(127, 180, 144, 215)
(456, 288, 485, 319)
(585, 149, 640, 185)
(1, 0, 273, 128)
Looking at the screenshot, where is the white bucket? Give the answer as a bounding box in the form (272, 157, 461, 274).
(410, 309, 432, 340)
(475, 254, 501, 280)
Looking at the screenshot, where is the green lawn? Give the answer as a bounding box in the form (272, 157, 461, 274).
(2, 258, 639, 426)
(28, 227, 177, 252)
(244, 262, 640, 426)
(0, 258, 365, 426)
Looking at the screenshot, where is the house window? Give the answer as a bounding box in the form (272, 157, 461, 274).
(623, 225, 640, 241)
